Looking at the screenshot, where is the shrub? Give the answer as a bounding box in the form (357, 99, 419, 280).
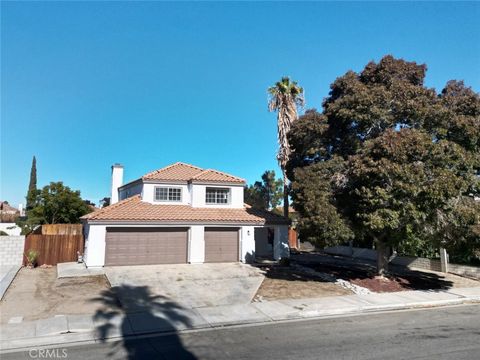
(25, 249, 39, 267)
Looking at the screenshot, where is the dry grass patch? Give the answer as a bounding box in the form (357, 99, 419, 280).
(254, 266, 352, 301)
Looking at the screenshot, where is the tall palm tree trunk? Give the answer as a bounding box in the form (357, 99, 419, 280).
(283, 172, 289, 218)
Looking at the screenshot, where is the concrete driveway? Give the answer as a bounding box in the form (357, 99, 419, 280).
(104, 263, 265, 309)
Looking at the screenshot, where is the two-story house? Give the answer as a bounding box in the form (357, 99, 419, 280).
(81, 162, 290, 268)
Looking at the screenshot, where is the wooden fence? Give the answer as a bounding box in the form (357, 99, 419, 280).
(23, 224, 84, 266)
(33, 224, 83, 235)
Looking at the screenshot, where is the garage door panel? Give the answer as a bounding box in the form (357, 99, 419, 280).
(105, 227, 188, 266)
(204, 227, 239, 263)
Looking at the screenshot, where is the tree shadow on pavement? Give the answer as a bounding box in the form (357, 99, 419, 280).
(91, 285, 197, 359)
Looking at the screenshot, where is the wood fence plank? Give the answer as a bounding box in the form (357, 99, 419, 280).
(23, 233, 84, 266)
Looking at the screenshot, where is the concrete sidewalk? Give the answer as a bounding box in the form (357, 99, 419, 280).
(1, 286, 479, 352)
(0, 265, 21, 301)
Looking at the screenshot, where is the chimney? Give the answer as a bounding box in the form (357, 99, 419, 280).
(111, 164, 124, 204)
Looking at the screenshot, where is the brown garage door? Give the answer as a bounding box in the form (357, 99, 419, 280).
(204, 227, 239, 263)
(105, 227, 188, 266)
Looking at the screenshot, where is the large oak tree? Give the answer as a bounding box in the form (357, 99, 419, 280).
(288, 55, 480, 274)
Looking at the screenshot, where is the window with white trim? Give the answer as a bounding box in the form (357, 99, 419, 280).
(154, 187, 182, 202)
(205, 187, 230, 204)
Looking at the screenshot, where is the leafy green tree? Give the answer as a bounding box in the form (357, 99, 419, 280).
(100, 197, 111, 208)
(26, 156, 37, 211)
(268, 77, 304, 217)
(244, 170, 283, 210)
(288, 55, 480, 274)
(244, 182, 265, 209)
(27, 182, 91, 225)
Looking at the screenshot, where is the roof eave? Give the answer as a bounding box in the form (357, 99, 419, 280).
(85, 219, 265, 226)
(142, 178, 190, 184)
(189, 180, 246, 186)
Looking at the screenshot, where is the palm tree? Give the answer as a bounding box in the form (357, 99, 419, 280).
(268, 77, 305, 218)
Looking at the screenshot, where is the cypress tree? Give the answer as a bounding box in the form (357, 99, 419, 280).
(26, 156, 37, 210)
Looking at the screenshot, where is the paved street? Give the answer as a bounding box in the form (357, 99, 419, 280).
(4, 304, 480, 360)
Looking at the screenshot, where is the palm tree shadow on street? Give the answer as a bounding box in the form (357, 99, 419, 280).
(91, 284, 197, 359)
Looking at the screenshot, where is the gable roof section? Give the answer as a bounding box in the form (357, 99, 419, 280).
(0, 201, 19, 213)
(141, 162, 244, 184)
(82, 195, 289, 225)
(142, 162, 204, 182)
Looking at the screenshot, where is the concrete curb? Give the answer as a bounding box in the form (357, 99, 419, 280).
(1, 289, 480, 353)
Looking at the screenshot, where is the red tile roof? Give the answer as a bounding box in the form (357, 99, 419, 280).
(82, 195, 289, 225)
(191, 169, 245, 184)
(0, 201, 19, 213)
(142, 162, 244, 184)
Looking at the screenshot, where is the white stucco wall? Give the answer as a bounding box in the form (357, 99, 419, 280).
(84, 222, 286, 267)
(83, 224, 106, 267)
(142, 183, 191, 205)
(111, 165, 124, 204)
(191, 184, 244, 208)
(119, 181, 244, 209)
(240, 226, 256, 262)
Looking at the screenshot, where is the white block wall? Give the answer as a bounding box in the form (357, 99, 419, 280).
(0, 236, 25, 266)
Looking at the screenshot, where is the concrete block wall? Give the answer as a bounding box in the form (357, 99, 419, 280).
(0, 236, 25, 266)
(449, 263, 480, 280)
(324, 246, 442, 272)
(391, 256, 442, 272)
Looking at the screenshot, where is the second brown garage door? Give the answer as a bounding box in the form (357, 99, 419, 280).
(204, 227, 239, 262)
(105, 227, 188, 266)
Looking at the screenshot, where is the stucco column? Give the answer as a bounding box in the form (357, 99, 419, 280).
(440, 248, 449, 273)
(84, 225, 106, 268)
(189, 226, 205, 263)
(240, 226, 255, 263)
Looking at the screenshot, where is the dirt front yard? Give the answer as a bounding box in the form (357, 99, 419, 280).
(254, 266, 352, 301)
(0, 267, 110, 323)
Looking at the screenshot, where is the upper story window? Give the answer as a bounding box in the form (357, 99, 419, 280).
(206, 187, 230, 204)
(155, 187, 182, 202)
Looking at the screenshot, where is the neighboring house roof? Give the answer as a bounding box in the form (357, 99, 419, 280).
(275, 206, 296, 214)
(141, 162, 245, 184)
(0, 201, 19, 213)
(82, 195, 289, 225)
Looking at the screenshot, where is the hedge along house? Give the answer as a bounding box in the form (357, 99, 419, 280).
(81, 162, 290, 267)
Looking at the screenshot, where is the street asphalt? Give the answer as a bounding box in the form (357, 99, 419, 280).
(4, 304, 480, 360)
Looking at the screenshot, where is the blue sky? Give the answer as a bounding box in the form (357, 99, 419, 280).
(2, 1, 479, 207)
